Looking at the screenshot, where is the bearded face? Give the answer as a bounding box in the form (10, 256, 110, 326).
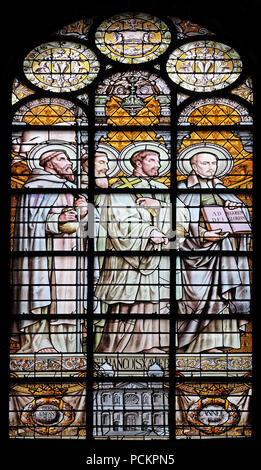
(46, 153, 75, 182)
(134, 152, 160, 178)
(141, 154, 160, 177)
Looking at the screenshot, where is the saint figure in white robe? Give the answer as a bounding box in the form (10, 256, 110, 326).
(94, 149, 190, 353)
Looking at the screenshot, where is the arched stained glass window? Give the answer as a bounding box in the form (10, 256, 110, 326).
(6, 3, 258, 465)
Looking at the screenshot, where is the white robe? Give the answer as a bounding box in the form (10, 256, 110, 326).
(12, 169, 87, 353)
(95, 177, 190, 353)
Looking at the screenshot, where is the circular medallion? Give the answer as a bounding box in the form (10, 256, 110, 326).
(167, 40, 242, 92)
(125, 393, 139, 405)
(23, 41, 100, 92)
(186, 397, 240, 435)
(95, 13, 171, 64)
(32, 404, 64, 425)
(20, 397, 75, 435)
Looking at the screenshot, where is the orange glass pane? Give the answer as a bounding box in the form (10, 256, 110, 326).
(188, 104, 242, 126)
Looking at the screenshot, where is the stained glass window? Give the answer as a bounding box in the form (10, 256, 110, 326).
(95, 70, 171, 126)
(95, 13, 171, 64)
(23, 41, 100, 92)
(166, 41, 243, 92)
(7, 5, 257, 461)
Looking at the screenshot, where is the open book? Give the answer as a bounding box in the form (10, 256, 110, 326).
(201, 205, 251, 234)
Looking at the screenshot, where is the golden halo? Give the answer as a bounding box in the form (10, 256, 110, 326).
(177, 142, 234, 177)
(119, 141, 170, 176)
(27, 140, 77, 171)
(95, 143, 120, 177)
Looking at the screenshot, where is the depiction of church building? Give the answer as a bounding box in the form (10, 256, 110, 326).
(93, 362, 169, 438)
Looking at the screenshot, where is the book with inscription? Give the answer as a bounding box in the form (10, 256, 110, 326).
(201, 205, 251, 234)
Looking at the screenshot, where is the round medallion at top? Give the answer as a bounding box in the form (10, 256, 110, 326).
(23, 41, 100, 93)
(95, 13, 171, 64)
(166, 40, 242, 92)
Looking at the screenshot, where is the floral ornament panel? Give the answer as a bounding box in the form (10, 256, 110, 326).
(169, 17, 215, 39)
(23, 41, 100, 93)
(95, 12, 171, 64)
(9, 351, 87, 377)
(176, 353, 252, 378)
(232, 77, 254, 104)
(166, 41, 242, 92)
(12, 78, 35, 105)
(53, 17, 95, 40)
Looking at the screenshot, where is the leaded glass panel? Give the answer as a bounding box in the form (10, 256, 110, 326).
(167, 41, 243, 92)
(95, 13, 171, 64)
(8, 8, 255, 449)
(23, 41, 100, 92)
